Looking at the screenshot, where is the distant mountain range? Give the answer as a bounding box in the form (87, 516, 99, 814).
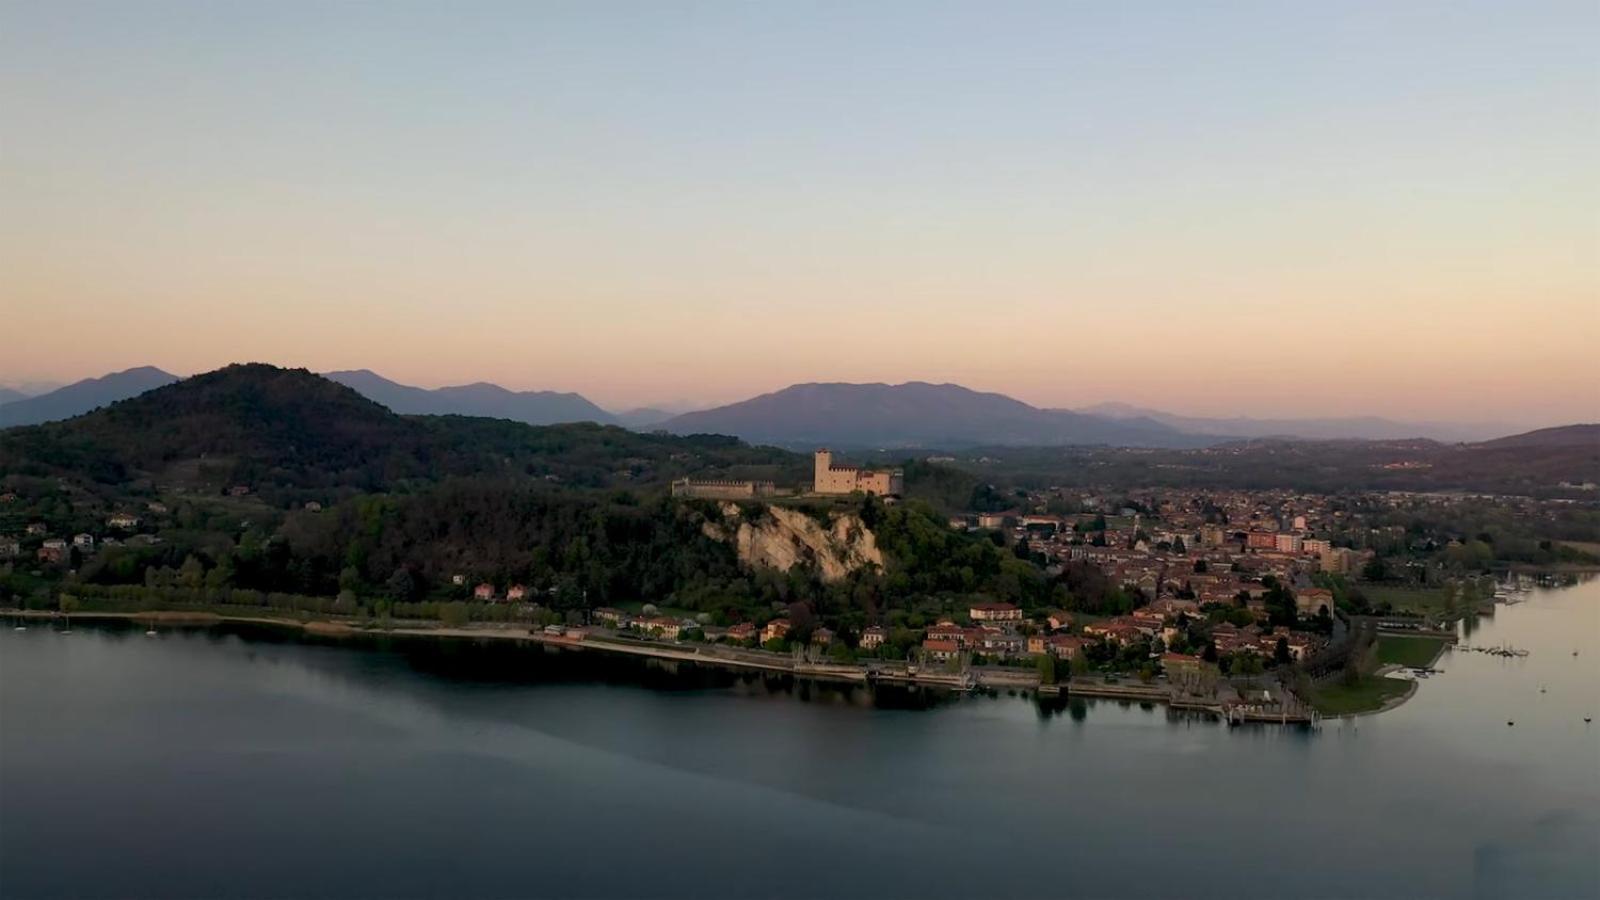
(0, 366, 179, 428)
(1079, 402, 1513, 443)
(0, 365, 799, 497)
(612, 407, 675, 428)
(324, 370, 616, 426)
(1474, 423, 1600, 450)
(1, 366, 1581, 451)
(659, 382, 1209, 449)
(0, 387, 28, 405)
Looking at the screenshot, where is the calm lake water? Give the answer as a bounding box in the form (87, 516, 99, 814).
(3, 579, 1597, 899)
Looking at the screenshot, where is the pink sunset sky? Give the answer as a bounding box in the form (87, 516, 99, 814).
(2, 2, 1595, 425)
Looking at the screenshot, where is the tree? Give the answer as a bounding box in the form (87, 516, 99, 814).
(1274, 637, 1292, 667)
(1036, 653, 1057, 685)
(1363, 555, 1389, 582)
(178, 554, 205, 590)
(338, 566, 362, 592)
(385, 567, 419, 604)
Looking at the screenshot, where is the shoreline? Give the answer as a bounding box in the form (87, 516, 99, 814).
(6, 607, 1310, 724)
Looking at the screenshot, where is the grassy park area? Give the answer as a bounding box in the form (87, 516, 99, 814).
(1375, 635, 1450, 669)
(1308, 632, 1447, 716)
(1364, 585, 1454, 615)
(1309, 676, 1413, 716)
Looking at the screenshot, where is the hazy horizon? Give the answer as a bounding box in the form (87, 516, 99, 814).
(3, 2, 1596, 425)
(0, 362, 1580, 431)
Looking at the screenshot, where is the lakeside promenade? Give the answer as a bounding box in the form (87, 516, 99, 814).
(4, 608, 1313, 723)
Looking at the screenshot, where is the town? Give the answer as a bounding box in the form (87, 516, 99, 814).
(3, 439, 1590, 722)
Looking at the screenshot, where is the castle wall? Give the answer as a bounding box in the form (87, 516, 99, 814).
(671, 479, 776, 500)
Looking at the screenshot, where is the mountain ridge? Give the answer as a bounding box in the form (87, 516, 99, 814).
(660, 381, 1209, 449)
(1078, 401, 1515, 443)
(324, 369, 616, 426)
(0, 364, 806, 500)
(0, 366, 179, 428)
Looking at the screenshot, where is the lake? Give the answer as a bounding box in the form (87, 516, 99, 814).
(3, 578, 1597, 899)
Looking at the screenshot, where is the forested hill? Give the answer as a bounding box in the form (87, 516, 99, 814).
(0, 364, 1060, 629)
(0, 364, 804, 502)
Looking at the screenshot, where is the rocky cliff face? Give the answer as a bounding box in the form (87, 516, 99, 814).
(701, 503, 882, 582)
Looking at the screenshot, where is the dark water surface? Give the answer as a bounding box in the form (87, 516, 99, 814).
(3, 580, 1597, 899)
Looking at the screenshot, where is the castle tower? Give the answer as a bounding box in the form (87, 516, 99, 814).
(814, 449, 832, 491)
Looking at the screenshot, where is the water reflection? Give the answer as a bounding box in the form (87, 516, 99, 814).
(1, 576, 1596, 900)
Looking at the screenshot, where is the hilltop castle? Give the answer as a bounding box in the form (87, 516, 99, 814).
(813, 449, 903, 496)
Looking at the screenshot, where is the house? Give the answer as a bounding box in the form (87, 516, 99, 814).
(975, 512, 1011, 529)
(473, 583, 495, 601)
(303, 501, 323, 513)
(228, 485, 250, 497)
(1150, 597, 1200, 619)
(643, 616, 681, 640)
(1047, 635, 1086, 660)
(72, 533, 95, 549)
(921, 638, 960, 662)
(0, 538, 19, 558)
(811, 627, 835, 646)
(762, 619, 791, 645)
(37, 545, 65, 563)
(969, 602, 1022, 623)
(859, 625, 887, 650)
(1130, 607, 1167, 633)
(26, 523, 46, 536)
(107, 513, 140, 529)
(593, 607, 626, 627)
(146, 501, 169, 514)
(725, 622, 757, 643)
(1162, 653, 1204, 676)
(1083, 618, 1142, 646)
(506, 584, 528, 602)
(451, 574, 466, 586)
(976, 631, 1023, 656)
(1045, 611, 1074, 632)
(1295, 587, 1335, 615)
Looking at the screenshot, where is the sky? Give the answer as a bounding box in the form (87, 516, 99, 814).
(2, 1, 1596, 423)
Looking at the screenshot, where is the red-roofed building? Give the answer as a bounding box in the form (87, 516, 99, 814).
(762, 619, 791, 645)
(969, 602, 1022, 623)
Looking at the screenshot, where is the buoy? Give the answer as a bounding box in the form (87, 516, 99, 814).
(1507, 720, 1514, 726)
